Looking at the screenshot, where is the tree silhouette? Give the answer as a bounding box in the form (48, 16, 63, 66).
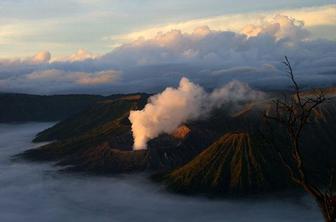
(265, 57, 335, 222)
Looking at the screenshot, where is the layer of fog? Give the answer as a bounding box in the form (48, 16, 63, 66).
(0, 123, 323, 222)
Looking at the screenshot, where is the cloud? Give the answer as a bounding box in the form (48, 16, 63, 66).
(0, 123, 322, 222)
(27, 69, 119, 85)
(102, 15, 313, 68)
(110, 5, 336, 42)
(241, 15, 309, 41)
(0, 68, 119, 94)
(75, 70, 119, 85)
(31, 51, 51, 64)
(99, 15, 336, 92)
(55, 49, 98, 62)
(129, 77, 264, 150)
(0, 3, 335, 59)
(0, 12, 335, 94)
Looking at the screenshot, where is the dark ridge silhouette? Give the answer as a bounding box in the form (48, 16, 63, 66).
(0, 93, 103, 122)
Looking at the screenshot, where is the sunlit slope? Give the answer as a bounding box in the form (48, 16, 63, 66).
(164, 132, 291, 195)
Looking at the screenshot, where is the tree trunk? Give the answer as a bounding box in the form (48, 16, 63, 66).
(301, 184, 335, 222)
(317, 198, 336, 222)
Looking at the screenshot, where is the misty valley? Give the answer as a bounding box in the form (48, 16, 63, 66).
(0, 123, 323, 221)
(1, 2, 336, 221)
(1, 75, 336, 221)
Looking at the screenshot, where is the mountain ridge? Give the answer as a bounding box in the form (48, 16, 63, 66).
(15, 89, 336, 195)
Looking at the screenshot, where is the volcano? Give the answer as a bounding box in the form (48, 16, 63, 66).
(164, 132, 293, 195)
(16, 89, 336, 195)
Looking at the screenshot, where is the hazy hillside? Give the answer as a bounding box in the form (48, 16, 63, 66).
(33, 94, 150, 142)
(17, 89, 336, 195)
(0, 93, 103, 122)
(22, 94, 150, 161)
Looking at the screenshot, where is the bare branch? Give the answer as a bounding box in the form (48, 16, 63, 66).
(265, 57, 333, 221)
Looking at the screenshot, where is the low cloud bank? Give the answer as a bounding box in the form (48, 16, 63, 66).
(0, 123, 322, 222)
(0, 15, 336, 94)
(27, 69, 119, 86)
(129, 77, 264, 150)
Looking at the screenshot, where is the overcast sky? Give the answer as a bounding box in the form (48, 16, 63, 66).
(0, 1, 335, 94)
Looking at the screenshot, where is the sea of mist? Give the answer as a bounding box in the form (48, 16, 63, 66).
(0, 123, 323, 222)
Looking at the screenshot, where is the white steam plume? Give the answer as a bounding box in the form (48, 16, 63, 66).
(129, 77, 264, 150)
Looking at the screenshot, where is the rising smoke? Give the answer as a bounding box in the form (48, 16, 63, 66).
(129, 77, 264, 150)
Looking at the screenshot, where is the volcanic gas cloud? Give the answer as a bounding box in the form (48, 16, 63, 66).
(129, 77, 264, 150)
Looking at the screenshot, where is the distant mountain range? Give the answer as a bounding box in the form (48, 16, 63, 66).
(13, 89, 336, 195)
(0, 93, 103, 122)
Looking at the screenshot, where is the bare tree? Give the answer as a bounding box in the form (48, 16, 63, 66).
(264, 56, 335, 222)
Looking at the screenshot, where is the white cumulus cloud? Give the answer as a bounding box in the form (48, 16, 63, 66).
(0, 13, 335, 94)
